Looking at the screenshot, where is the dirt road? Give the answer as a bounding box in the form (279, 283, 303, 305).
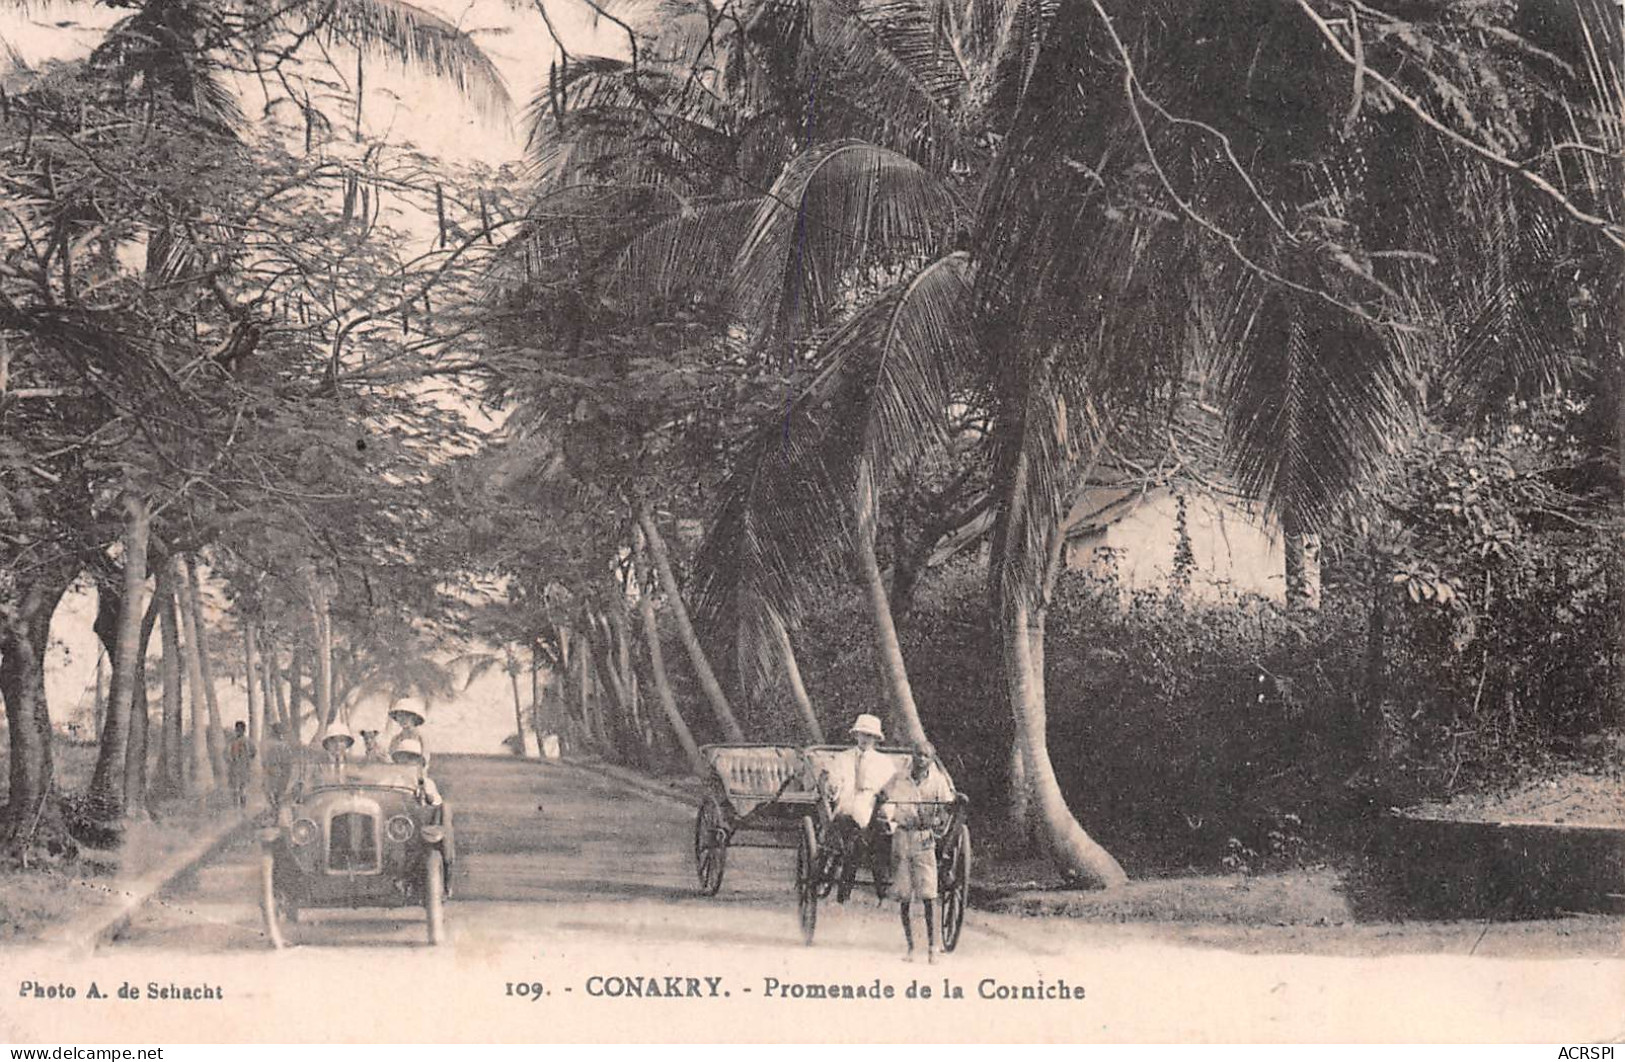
(14, 754, 1617, 1043)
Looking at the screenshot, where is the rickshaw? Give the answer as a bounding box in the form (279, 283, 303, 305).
(258, 752, 454, 947)
(692, 743, 972, 951)
(693, 745, 820, 894)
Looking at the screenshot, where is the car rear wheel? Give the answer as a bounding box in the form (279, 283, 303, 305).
(424, 851, 446, 946)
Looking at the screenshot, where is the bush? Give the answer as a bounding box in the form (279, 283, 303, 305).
(772, 414, 1622, 878)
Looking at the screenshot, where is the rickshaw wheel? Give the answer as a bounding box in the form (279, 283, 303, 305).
(424, 852, 447, 946)
(694, 796, 728, 895)
(796, 816, 819, 946)
(940, 823, 972, 953)
(259, 852, 289, 950)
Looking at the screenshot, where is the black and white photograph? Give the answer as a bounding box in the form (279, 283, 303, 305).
(0, 0, 1621, 1046)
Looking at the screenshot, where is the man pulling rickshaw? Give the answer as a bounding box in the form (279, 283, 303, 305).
(878, 742, 955, 963)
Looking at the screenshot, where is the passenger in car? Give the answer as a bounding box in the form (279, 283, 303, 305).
(388, 702, 429, 760)
(390, 737, 441, 807)
(321, 723, 355, 766)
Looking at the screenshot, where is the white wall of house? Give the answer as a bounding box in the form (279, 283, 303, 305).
(1064, 487, 1305, 604)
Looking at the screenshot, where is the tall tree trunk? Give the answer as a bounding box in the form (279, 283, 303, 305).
(1281, 507, 1321, 611)
(855, 456, 929, 747)
(288, 647, 305, 743)
(1364, 550, 1389, 756)
(244, 618, 262, 759)
(636, 504, 745, 742)
(308, 575, 333, 743)
(554, 626, 577, 748)
(772, 614, 824, 743)
(175, 557, 215, 792)
(632, 544, 704, 773)
(530, 646, 547, 749)
(587, 611, 635, 761)
(90, 566, 121, 740)
(1003, 592, 1126, 887)
(124, 579, 162, 818)
(993, 397, 1127, 887)
(0, 566, 76, 847)
(507, 659, 530, 757)
(331, 644, 356, 726)
(580, 630, 603, 747)
(183, 556, 228, 781)
(155, 565, 185, 798)
(607, 606, 645, 752)
(262, 639, 283, 734)
(93, 650, 106, 741)
(1005, 736, 1032, 838)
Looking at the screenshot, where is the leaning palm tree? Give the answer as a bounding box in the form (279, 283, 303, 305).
(504, 0, 1622, 887)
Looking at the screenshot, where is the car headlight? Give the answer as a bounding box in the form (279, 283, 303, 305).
(290, 818, 318, 846)
(386, 816, 415, 843)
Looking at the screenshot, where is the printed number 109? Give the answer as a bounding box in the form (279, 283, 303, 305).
(506, 982, 545, 1000)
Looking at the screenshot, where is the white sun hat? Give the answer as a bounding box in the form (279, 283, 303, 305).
(848, 713, 885, 741)
(389, 699, 428, 727)
(322, 721, 355, 751)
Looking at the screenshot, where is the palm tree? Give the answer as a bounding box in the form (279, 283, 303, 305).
(506, 0, 1623, 885)
(2, 0, 510, 121)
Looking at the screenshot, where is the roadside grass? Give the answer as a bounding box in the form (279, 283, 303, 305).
(0, 732, 248, 942)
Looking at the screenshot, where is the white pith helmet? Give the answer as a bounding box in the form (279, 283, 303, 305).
(848, 713, 885, 741)
(389, 699, 428, 727)
(322, 721, 355, 751)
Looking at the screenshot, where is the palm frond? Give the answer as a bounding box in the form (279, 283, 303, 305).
(323, 0, 511, 120)
(524, 54, 745, 189)
(607, 196, 762, 311)
(808, 0, 972, 161)
(979, 0, 1057, 129)
(807, 250, 977, 478)
(731, 138, 959, 341)
(1216, 282, 1407, 533)
(689, 406, 852, 692)
(692, 251, 975, 689)
(449, 651, 506, 690)
(88, 6, 246, 134)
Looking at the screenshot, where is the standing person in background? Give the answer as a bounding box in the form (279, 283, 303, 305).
(262, 723, 293, 813)
(226, 721, 256, 809)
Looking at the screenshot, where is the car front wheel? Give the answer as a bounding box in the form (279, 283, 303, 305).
(424, 851, 446, 946)
(260, 853, 290, 949)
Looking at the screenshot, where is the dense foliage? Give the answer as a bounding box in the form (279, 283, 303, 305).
(2, 0, 1620, 885)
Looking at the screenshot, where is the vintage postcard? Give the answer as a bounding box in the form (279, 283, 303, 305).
(2, 0, 1622, 1046)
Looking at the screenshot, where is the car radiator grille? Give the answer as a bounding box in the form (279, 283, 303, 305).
(328, 812, 380, 872)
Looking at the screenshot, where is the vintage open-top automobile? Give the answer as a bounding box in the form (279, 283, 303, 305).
(258, 756, 454, 947)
